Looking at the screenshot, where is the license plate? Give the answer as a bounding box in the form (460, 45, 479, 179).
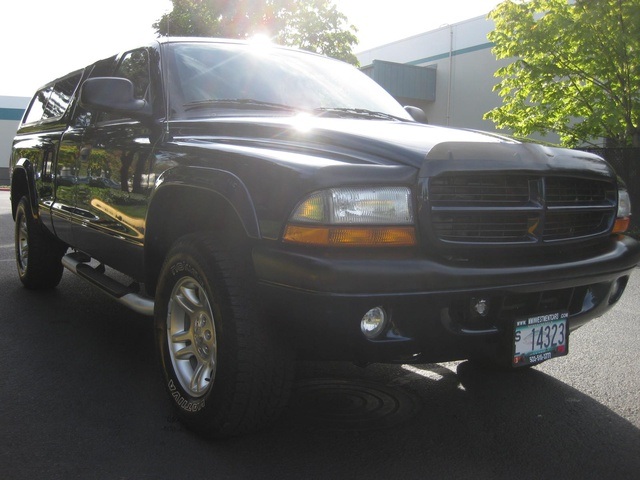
(512, 312, 568, 367)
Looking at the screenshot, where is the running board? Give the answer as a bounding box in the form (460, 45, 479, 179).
(62, 252, 155, 316)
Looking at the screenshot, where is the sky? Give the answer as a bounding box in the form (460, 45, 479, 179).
(1, 0, 502, 98)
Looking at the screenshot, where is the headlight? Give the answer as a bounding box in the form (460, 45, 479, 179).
(290, 187, 413, 224)
(283, 187, 416, 247)
(613, 189, 631, 233)
(617, 189, 631, 218)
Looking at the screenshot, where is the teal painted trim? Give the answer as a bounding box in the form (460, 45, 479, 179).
(0, 108, 25, 121)
(406, 42, 494, 66)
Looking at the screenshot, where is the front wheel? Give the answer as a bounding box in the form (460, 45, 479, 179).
(14, 196, 66, 289)
(155, 234, 292, 438)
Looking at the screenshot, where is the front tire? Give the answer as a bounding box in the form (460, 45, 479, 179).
(14, 196, 66, 289)
(155, 234, 292, 438)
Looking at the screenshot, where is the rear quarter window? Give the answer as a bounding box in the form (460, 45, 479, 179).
(22, 71, 82, 125)
(23, 88, 52, 124)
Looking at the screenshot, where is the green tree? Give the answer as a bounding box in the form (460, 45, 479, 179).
(485, 0, 640, 147)
(276, 0, 359, 65)
(153, 0, 359, 65)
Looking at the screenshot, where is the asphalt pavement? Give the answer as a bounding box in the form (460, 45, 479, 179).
(1, 190, 639, 480)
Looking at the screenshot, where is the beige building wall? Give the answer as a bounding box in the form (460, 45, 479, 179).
(357, 15, 560, 144)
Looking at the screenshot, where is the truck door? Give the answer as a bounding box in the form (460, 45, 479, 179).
(71, 48, 156, 279)
(54, 59, 115, 246)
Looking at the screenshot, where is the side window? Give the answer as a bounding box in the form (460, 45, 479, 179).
(42, 73, 82, 120)
(117, 49, 150, 100)
(23, 87, 53, 124)
(22, 72, 82, 125)
(100, 48, 150, 122)
(72, 56, 117, 127)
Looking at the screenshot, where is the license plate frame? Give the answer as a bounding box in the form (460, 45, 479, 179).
(512, 311, 568, 367)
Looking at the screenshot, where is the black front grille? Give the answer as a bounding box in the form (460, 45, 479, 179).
(546, 177, 611, 205)
(430, 175, 530, 204)
(433, 212, 534, 243)
(427, 174, 616, 245)
(544, 211, 611, 240)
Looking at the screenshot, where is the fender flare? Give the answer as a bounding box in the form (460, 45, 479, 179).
(11, 158, 38, 217)
(150, 165, 261, 239)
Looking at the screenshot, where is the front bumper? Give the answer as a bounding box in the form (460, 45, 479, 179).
(253, 235, 640, 364)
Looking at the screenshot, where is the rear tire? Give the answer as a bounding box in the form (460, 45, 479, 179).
(14, 196, 66, 289)
(154, 234, 292, 438)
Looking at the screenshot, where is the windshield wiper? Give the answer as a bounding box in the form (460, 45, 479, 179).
(314, 107, 405, 121)
(184, 99, 297, 112)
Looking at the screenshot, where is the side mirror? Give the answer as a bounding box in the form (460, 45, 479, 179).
(404, 105, 428, 124)
(80, 77, 152, 119)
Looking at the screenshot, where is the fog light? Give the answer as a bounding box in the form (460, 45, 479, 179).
(609, 277, 628, 305)
(471, 298, 490, 317)
(361, 307, 388, 339)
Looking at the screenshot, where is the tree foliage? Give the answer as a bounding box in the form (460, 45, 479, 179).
(485, 0, 640, 147)
(277, 0, 359, 65)
(153, 0, 359, 65)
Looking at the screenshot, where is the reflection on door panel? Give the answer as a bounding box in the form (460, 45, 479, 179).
(75, 131, 152, 241)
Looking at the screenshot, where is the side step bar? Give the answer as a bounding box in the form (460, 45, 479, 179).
(62, 252, 155, 316)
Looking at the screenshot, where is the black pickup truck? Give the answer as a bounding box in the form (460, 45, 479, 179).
(10, 38, 640, 437)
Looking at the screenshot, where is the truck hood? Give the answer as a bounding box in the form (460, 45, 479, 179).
(170, 116, 614, 178)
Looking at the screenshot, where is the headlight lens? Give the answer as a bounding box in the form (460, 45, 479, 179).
(617, 189, 631, 218)
(284, 187, 416, 247)
(290, 187, 413, 225)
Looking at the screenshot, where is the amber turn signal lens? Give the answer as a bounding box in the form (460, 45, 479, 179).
(283, 225, 417, 247)
(612, 217, 630, 234)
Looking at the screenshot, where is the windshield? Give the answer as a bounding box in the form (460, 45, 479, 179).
(163, 42, 413, 121)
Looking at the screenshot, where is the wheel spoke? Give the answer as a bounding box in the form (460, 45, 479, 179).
(171, 329, 192, 344)
(174, 344, 196, 360)
(175, 284, 202, 313)
(174, 293, 195, 314)
(190, 363, 210, 393)
(182, 283, 204, 308)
